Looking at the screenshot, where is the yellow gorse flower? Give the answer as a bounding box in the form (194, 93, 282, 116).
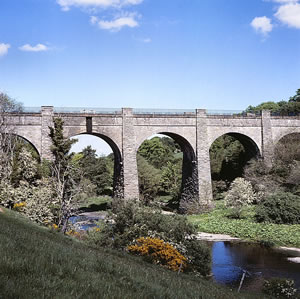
(127, 237, 187, 272)
(13, 202, 26, 210)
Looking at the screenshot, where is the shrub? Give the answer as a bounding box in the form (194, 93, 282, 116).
(88, 199, 211, 276)
(128, 237, 187, 272)
(263, 278, 298, 298)
(224, 177, 256, 218)
(212, 180, 228, 200)
(256, 192, 300, 224)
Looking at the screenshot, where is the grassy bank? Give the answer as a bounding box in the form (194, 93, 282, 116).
(0, 208, 253, 299)
(189, 202, 300, 247)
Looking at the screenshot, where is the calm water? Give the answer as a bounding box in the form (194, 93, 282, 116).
(212, 241, 300, 291)
(69, 215, 300, 292)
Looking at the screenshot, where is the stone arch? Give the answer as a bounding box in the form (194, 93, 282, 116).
(209, 132, 261, 158)
(209, 132, 261, 184)
(70, 132, 123, 198)
(12, 134, 41, 160)
(273, 128, 300, 146)
(136, 132, 198, 210)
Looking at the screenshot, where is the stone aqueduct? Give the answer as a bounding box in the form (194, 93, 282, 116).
(7, 106, 300, 205)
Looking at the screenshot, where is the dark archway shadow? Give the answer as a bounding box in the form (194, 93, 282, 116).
(210, 133, 261, 198)
(137, 132, 198, 212)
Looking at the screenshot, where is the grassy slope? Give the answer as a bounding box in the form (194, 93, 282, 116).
(0, 209, 254, 299)
(189, 202, 300, 247)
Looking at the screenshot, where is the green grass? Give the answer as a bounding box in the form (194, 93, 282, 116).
(78, 196, 112, 210)
(189, 201, 300, 247)
(0, 208, 255, 299)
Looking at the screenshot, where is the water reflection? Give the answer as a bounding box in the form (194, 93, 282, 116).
(212, 241, 300, 291)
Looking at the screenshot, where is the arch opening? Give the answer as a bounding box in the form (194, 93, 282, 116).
(209, 133, 260, 199)
(70, 133, 123, 200)
(275, 133, 300, 164)
(0, 134, 41, 187)
(136, 133, 198, 211)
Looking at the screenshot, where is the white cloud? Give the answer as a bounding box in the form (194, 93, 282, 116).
(19, 44, 49, 52)
(0, 43, 10, 56)
(251, 16, 273, 35)
(91, 14, 138, 31)
(141, 38, 151, 43)
(275, 2, 300, 28)
(271, 0, 298, 3)
(57, 0, 143, 11)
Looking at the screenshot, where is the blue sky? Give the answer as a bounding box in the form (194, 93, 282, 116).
(0, 0, 300, 111)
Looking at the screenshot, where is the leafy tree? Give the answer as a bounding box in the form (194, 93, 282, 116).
(245, 101, 280, 114)
(138, 137, 174, 168)
(289, 88, 300, 102)
(78, 145, 113, 195)
(210, 135, 247, 182)
(161, 160, 182, 198)
(256, 192, 300, 224)
(49, 118, 80, 232)
(244, 88, 300, 116)
(137, 136, 184, 202)
(137, 155, 161, 204)
(0, 93, 23, 182)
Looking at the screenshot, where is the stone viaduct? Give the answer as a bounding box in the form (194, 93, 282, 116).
(6, 106, 300, 207)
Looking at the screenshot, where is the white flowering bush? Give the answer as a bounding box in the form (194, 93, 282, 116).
(0, 178, 59, 225)
(22, 178, 58, 225)
(224, 177, 256, 218)
(263, 278, 298, 298)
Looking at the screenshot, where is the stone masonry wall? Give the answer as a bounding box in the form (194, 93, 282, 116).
(7, 107, 300, 205)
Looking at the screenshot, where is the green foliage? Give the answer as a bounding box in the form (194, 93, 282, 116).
(137, 155, 161, 203)
(245, 101, 281, 114)
(77, 146, 113, 196)
(189, 203, 300, 247)
(244, 134, 300, 199)
(137, 136, 183, 203)
(212, 180, 228, 200)
(49, 118, 80, 231)
(138, 136, 175, 168)
(255, 192, 300, 224)
(89, 200, 211, 276)
(11, 146, 39, 186)
(209, 135, 248, 191)
(245, 88, 300, 115)
(263, 278, 298, 298)
(161, 160, 182, 199)
(49, 118, 77, 172)
(0, 208, 244, 299)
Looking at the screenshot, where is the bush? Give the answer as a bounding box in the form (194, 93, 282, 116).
(256, 192, 300, 224)
(224, 177, 256, 218)
(128, 237, 187, 272)
(88, 199, 211, 276)
(263, 278, 298, 298)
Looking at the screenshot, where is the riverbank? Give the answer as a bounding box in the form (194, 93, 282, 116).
(188, 202, 300, 248)
(0, 208, 254, 299)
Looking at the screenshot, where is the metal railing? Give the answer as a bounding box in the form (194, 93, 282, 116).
(21, 107, 300, 117)
(133, 108, 195, 115)
(53, 107, 122, 114)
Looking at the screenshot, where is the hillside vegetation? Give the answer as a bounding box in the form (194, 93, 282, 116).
(0, 208, 253, 299)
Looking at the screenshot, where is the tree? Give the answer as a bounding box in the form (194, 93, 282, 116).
(138, 137, 174, 168)
(0, 92, 23, 182)
(245, 101, 280, 114)
(77, 145, 113, 195)
(244, 88, 300, 116)
(224, 177, 257, 218)
(289, 88, 300, 102)
(49, 118, 80, 232)
(137, 155, 161, 204)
